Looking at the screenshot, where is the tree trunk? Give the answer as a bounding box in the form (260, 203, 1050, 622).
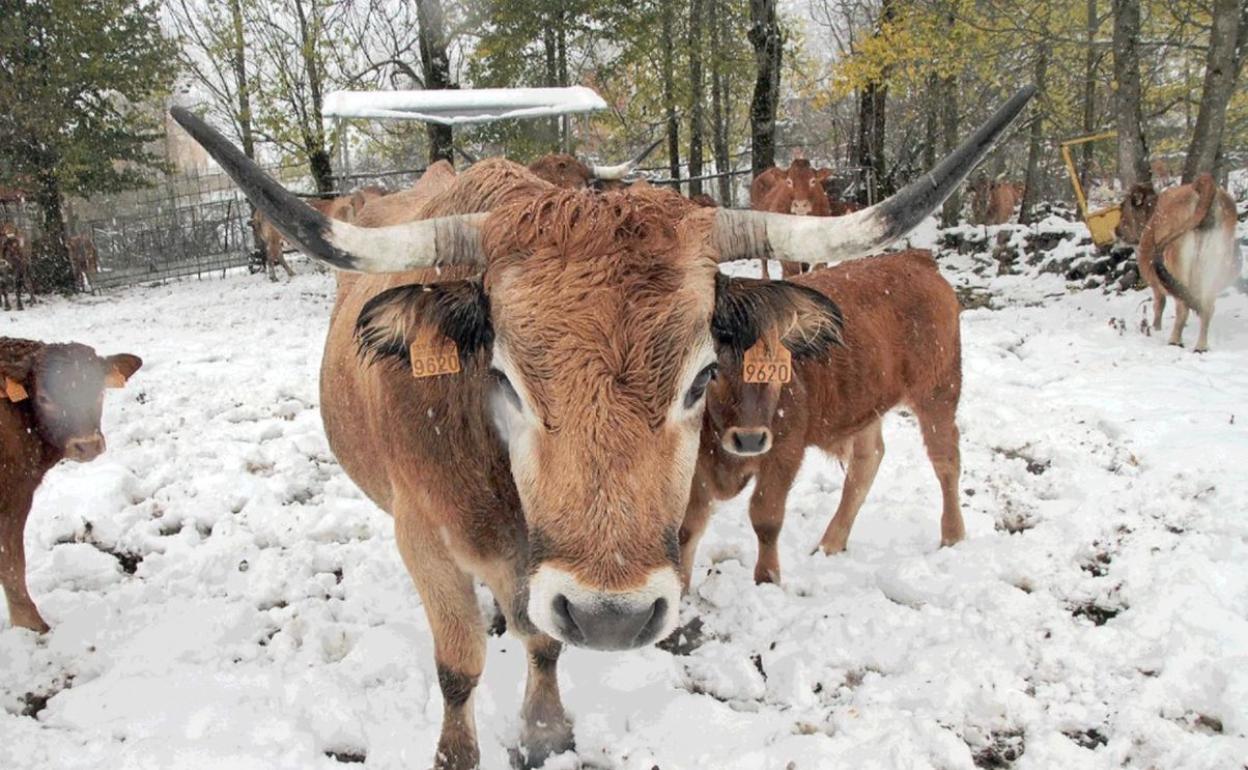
(854, 0, 894, 204)
(748, 0, 781, 177)
(923, 75, 938, 170)
(1079, 0, 1098, 191)
(710, 0, 732, 204)
(34, 171, 72, 293)
(417, 0, 454, 164)
(229, 0, 255, 160)
(1182, 0, 1244, 182)
(661, 0, 681, 182)
(293, 0, 333, 192)
(543, 26, 559, 151)
(1111, 0, 1150, 189)
(557, 11, 569, 152)
(939, 75, 961, 227)
(1019, 43, 1050, 225)
(688, 0, 706, 197)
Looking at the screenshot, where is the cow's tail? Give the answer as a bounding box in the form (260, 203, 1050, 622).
(1152, 173, 1218, 316)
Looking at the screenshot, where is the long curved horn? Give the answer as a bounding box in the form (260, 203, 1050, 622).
(714, 86, 1036, 264)
(590, 136, 664, 180)
(169, 107, 486, 273)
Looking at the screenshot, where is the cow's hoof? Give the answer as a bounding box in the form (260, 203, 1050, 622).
(512, 724, 574, 770)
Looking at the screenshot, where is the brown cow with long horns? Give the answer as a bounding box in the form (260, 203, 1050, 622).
(169, 86, 1032, 770)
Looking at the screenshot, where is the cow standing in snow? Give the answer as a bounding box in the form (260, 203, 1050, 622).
(0, 222, 31, 310)
(0, 337, 141, 632)
(170, 87, 1031, 769)
(680, 251, 965, 588)
(1116, 173, 1240, 352)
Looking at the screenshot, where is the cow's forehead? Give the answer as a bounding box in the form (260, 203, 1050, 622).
(479, 190, 717, 429)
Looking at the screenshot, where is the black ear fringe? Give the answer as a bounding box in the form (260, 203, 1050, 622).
(712, 274, 844, 360)
(355, 280, 494, 367)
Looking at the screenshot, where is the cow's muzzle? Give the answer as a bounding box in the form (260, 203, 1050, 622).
(527, 564, 680, 651)
(723, 427, 772, 457)
(64, 433, 105, 462)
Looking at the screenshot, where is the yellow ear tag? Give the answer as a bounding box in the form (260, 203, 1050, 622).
(105, 370, 127, 389)
(4, 377, 29, 402)
(409, 327, 461, 379)
(742, 335, 792, 385)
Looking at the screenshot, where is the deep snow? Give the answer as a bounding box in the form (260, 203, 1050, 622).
(1, 225, 1246, 769)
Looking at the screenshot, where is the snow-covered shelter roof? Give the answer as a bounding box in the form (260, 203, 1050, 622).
(322, 87, 608, 126)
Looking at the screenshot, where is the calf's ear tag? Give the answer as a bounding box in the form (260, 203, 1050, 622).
(3, 377, 29, 402)
(742, 335, 792, 385)
(409, 326, 461, 379)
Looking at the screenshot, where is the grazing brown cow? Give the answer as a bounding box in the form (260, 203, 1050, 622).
(751, 160, 836, 279)
(969, 177, 1023, 225)
(0, 337, 142, 632)
(0, 222, 31, 311)
(1115, 173, 1240, 351)
(170, 87, 1029, 769)
(679, 250, 964, 587)
(67, 234, 100, 293)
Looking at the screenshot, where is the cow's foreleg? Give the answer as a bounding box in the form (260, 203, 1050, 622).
(748, 448, 803, 584)
(677, 467, 716, 593)
(395, 513, 485, 770)
(1169, 300, 1189, 347)
(1, 492, 48, 632)
(478, 567, 574, 769)
(515, 636, 573, 768)
(818, 420, 885, 555)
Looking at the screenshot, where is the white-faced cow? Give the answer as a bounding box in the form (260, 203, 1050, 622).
(1, 337, 142, 632)
(170, 86, 1032, 770)
(1115, 173, 1240, 352)
(679, 250, 963, 588)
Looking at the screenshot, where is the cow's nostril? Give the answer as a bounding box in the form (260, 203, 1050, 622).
(552, 594, 667, 650)
(731, 430, 769, 455)
(64, 435, 105, 462)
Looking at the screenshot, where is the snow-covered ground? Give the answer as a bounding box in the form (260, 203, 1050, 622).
(2, 227, 1247, 769)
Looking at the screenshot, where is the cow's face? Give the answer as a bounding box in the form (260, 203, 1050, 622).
(0, 342, 141, 461)
(354, 190, 843, 651)
(1116, 183, 1157, 245)
(784, 161, 829, 217)
(706, 279, 844, 458)
(528, 154, 594, 190)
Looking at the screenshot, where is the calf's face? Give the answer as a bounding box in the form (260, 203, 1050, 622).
(706, 277, 844, 459)
(1, 343, 141, 461)
(1116, 183, 1157, 245)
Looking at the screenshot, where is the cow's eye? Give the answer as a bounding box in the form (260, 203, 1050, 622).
(684, 364, 717, 409)
(491, 368, 522, 411)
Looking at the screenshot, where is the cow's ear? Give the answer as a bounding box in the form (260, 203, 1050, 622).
(0, 347, 35, 386)
(712, 275, 844, 359)
(355, 279, 493, 368)
(104, 354, 142, 388)
(815, 168, 832, 182)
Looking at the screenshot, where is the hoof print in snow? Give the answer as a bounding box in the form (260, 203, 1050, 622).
(1080, 551, 1112, 577)
(1062, 727, 1108, 750)
(994, 445, 1049, 476)
(1069, 600, 1124, 626)
(971, 728, 1025, 768)
(1179, 713, 1224, 735)
(17, 676, 73, 719)
(656, 617, 705, 656)
(993, 504, 1037, 535)
(324, 749, 366, 763)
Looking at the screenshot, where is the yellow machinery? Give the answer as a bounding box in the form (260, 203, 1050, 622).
(1060, 131, 1121, 247)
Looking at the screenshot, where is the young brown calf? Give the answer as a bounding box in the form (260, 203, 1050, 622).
(0, 337, 141, 632)
(680, 250, 965, 587)
(0, 221, 31, 310)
